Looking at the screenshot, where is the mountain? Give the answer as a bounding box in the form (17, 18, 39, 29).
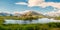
(0, 12, 12, 16)
(8, 10, 45, 19)
(13, 12, 22, 16)
(0, 12, 10, 16)
(20, 10, 43, 16)
(17, 10, 46, 18)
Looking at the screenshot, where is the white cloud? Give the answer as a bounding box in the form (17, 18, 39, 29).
(28, 0, 60, 16)
(15, 0, 60, 9)
(15, 2, 28, 5)
(28, 0, 60, 8)
(45, 10, 60, 17)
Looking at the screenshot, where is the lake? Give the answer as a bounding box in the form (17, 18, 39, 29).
(4, 18, 60, 24)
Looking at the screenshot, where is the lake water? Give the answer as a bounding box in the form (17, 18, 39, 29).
(4, 18, 60, 24)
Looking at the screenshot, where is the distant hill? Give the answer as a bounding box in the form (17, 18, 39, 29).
(0, 12, 12, 16)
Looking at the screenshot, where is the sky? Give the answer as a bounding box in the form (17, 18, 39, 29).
(0, 0, 60, 14)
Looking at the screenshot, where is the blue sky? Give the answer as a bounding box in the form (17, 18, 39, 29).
(0, 0, 60, 13)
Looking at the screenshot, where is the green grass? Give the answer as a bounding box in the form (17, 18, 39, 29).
(0, 22, 60, 30)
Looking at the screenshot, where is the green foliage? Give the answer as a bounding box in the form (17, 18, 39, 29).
(54, 16, 60, 20)
(0, 21, 60, 30)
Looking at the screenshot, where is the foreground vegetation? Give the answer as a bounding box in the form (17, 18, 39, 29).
(0, 16, 60, 30)
(0, 21, 60, 30)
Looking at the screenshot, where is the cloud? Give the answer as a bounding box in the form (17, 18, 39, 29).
(45, 10, 60, 17)
(28, 0, 60, 8)
(15, 2, 28, 5)
(15, 0, 60, 9)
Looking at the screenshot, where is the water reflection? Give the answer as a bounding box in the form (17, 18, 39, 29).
(4, 18, 60, 24)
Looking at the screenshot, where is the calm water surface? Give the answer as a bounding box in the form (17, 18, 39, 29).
(4, 18, 60, 24)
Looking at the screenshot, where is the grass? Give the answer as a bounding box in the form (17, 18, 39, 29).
(0, 22, 60, 30)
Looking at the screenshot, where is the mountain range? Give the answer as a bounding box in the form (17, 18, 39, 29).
(0, 10, 60, 17)
(0, 10, 43, 16)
